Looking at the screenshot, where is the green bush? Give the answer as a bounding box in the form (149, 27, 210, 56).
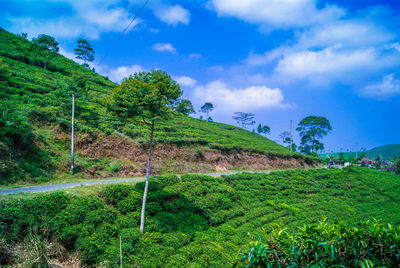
(0, 192, 70, 241)
(237, 219, 400, 267)
(134, 180, 161, 192)
(101, 184, 134, 206)
(152, 174, 180, 188)
(117, 191, 142, 214)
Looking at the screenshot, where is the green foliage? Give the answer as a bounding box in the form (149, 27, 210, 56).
(107, 69, 182, 125)
(101, 184, 135, 205)
(257, 124, 270, 136)
(394, 157, 400, 174)
(238, 219, 400, 267)
(1, 168, 400, 266)
(174, 98, 195, 115)
(233, 112, 256, 129)
(297, 115, 332, 154)
(200, 102, 214, 119)
(32, 34, 59, 53)
(74, 38, 95, 64)
(0, 58, 10, 84)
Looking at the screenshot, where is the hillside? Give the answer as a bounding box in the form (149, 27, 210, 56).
(322, 144, 400, 160)
(366, 144, 400, 160)
(0, 28, 315, 185)
(1, 167, 399, 266)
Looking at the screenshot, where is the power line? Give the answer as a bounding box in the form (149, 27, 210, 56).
(96, 0, 150, 68)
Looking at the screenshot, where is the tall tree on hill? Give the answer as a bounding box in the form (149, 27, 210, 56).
(280, 131, 297, 152)
(233, 112, 256, 129)
(17, 32, 28, 39)
(32, 34, 59, 69)
(174, 98, 195, 115)
(107, 70, 182, 233)
(296, 116, 332, 155)
(257, 123, 271, 136)
(74, 38, 95, 67)
(200, 102, 213, 121)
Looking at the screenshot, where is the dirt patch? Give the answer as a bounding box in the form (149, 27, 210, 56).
(2, 238, 81, 268)
(73, 133, 314, 178)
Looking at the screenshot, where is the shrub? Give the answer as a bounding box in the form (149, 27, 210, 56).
(134, 180, 161, 192)
(117, 191, 142, 214)
(152, 174, 180, 188)
(0, 192, 70, 241)
(237, 219, 400, 267)
(101, 184, 134, 206)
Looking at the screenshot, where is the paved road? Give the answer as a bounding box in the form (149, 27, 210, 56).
(0, 171, 266, 195)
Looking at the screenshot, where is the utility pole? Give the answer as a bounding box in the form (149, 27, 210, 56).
(71, 94, 75, 175)
(120, 236, 122, 268)
(290, 120, 293, 153)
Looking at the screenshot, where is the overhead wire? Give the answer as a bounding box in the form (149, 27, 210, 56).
(96, 0, 150, 68)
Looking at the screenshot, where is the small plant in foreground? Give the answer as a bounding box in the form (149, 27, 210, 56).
(237, 218, 400, 267)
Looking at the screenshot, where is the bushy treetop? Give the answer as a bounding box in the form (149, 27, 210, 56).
(107, 70, 182, 126)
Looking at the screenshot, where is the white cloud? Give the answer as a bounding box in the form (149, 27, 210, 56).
(107, 65, 145, 83)
(193, 80, 290, 113)
(363, 74, 400, 98)
(6, 0, 141, 39)
(152, 43, 177, 53)
(235, 4, 400, 91)
(298, 20, 395, 49)
(189, 53, 202, 59)
(153, 4, 190, 26)
(209, 0, 345, 30)
(175, 76, 197, 87)
(275, 46, 377, 81)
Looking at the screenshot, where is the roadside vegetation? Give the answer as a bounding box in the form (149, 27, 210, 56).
(1, 167, 399, 266)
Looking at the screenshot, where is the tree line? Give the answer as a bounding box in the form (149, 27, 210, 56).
(196, 107, 331, 156)
(19, 33, 95, 70)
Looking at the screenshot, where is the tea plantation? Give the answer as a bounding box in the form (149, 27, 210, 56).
(1, 167, 399, 266)
(0, 28, 312, 185)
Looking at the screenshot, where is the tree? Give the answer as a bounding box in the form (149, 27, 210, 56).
(174, 99, 195, 115)
(200, 102, 213, 120)
(32, 34, 59, 52)
(107, 70, 182, 233)
(233, 112, 256, 129)
(393, 157, 400, 174)
(296, 116, 332, 154)
(32, 34, 59, 69)
(280, 131, 297, 152)
(17, 32, 28, 39)
(74, 38, 95, 66)
(257, 123, 270, 136)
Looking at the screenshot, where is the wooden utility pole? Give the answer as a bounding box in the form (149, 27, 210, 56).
(120, 236, 122, 268)
(290, 120, 293, 153)
(71, 94, 75, 175)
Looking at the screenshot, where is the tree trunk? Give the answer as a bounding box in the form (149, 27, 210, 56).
(312, 135, 315, 153)
(140, 120, 155, 233)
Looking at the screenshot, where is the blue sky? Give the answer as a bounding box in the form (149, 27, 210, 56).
(1, 0, 399, 152)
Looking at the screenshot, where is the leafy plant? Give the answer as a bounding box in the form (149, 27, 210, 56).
(238, 218, 400, 267)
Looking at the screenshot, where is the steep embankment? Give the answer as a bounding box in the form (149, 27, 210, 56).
(0, 28, 316, 185)
(1, 167, 399, 266)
